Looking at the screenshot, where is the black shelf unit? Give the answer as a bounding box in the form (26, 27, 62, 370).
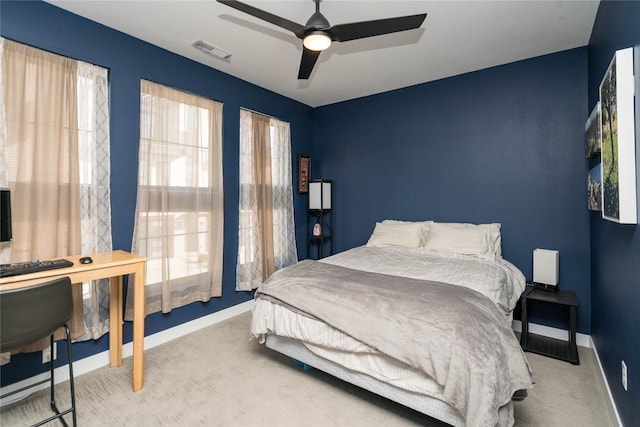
(520, 286, 580, 365)
(307, 180, 333, 260)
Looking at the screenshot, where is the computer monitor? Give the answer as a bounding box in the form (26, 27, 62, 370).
(1, 188, 12, 242)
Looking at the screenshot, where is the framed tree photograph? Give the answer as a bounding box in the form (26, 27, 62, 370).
(599, 47, 637, 224)
(298, 155, 310, 193)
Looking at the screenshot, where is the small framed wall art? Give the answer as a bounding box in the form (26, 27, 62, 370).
(585, 102, 601, 159)
(599, 47, 637, 224)
(298, 155, 310, 193)
(588, 164, 602, 211)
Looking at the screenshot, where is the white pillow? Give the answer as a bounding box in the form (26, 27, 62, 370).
(434, 222, 502, 257)
(382, 219, 434, 246)
(422, 222, 495, 258)
(366, 222, 425, 248)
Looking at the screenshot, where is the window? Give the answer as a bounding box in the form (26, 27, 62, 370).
(236, 109, 297, 290)
(128, 80, 223, 317)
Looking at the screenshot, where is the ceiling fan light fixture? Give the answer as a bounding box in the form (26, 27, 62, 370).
(303, 31, 332, 51)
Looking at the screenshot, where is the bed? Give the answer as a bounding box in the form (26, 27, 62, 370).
(250, 221, 534, 426)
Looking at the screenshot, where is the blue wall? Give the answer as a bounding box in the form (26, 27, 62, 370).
(4, 4, 637, 424)
(0, 1, 313, 386)
(313, 48, 591, 333)
(588, 2, 640, 426)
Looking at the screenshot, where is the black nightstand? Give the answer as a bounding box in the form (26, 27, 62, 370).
(520, 286, 580, 365)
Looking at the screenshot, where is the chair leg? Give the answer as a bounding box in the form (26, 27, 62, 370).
(49, 334, 56, 413)
(47, 333, 70, 427)
(36, 326, 76, 427)
(65, 324, 77, 427)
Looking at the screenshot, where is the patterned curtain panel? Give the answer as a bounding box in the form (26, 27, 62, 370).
(0, 40, 8, 265)
(236, 109, 297, 291)
(76, 61, 113, 340)
(269, 118, 298, 270)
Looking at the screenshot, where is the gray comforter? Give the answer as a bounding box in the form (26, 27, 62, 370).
(256, 259, 533, 427)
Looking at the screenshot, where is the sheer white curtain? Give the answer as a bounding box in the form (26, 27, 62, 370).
(127, 80, 224, 317)
(1, 38, 84, 355)
(236, 109, 297, 291)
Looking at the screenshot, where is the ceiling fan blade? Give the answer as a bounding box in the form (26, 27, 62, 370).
(217, 0, 306, 38)
(298, 47, 321, 80)
(330, 14, 427, 42)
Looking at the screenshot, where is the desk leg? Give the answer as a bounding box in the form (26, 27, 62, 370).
(132, 264, 145, 392)
(109, 276, 123, 367)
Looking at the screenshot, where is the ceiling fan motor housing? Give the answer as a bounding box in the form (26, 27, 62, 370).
(305, 11, 331, 31)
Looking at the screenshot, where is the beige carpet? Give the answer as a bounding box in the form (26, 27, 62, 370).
(1, 311, 618, 426)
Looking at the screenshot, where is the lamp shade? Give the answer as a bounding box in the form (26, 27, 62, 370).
(309, 180, 331, 210)
(533, 248, 559, 286)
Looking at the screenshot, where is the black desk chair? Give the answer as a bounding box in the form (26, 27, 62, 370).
(1, 277, 77, 426)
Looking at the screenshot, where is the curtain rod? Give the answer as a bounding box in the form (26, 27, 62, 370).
(240, 107, 282, 121)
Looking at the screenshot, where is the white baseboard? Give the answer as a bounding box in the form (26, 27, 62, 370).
(511, 319, 591, 348)
(140, 300, 254, 353)
(0, 300, 254, 406)
(591, 338, 624, 427)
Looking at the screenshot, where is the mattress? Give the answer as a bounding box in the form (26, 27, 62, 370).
(251, 246, 531, 426)
(265, 334, 466, 427)
(253, 298, 444, 396)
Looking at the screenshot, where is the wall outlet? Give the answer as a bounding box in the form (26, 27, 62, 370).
(42, 343, 57, 364)
(621, 360, 628, 391)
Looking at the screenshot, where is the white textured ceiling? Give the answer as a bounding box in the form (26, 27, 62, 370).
(45, 0, 600, 107)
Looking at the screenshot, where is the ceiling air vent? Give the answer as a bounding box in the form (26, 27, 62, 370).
(192, 40, 232, 61)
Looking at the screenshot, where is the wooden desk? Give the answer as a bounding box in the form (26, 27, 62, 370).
(0, 250, 147, 391)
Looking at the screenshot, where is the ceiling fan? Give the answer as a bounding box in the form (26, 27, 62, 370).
(217, 0, 427, 79)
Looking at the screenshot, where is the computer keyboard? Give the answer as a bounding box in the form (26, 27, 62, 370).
(0, 259, 74, 278)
